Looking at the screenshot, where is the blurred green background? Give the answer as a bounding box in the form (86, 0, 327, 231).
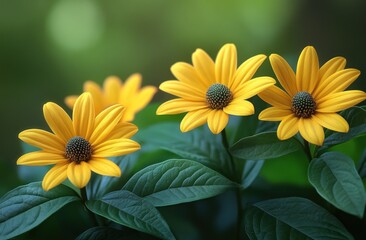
(1, 0, 366, 194)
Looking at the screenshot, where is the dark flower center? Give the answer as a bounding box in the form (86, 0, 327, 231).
(65, 136, 92, 163)
(206, 83, 233, 109)
(291, 91, 316, 118)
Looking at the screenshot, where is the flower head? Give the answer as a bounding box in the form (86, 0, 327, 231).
(17, 92, 141, 191)
(65, 74, 157, 122)
(258, 46, 366, 145)
(156, 43, 275, 134)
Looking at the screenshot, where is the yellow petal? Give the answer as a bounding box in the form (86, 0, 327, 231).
(64, 96, 77, 109)
(67, 161, 91, 189)
(180, 108, 211, 132)
(93, 138, 141, 157)
(258, 86, 292, 109)
(17, 151, 67, 166)
(73, 92, 95, 139)
(43, 102, 75, 142)
(230, 54, 267, 90)
(215, 44, 237, 86)
(313, 69, 360, 100)
(159, 80, 205, 101)
(259, 107, 293, 121)
(192, 48, 216, 87)
(156, 98, 207, 115)
(42, 162, 69, 191)
(224, 99, 254, 116)
(269, 54, 298, 96)
(277, 115, 299, 140)
(89, 104, 124, 145)
(317, 90, 366, 113)
(119, 74, 141, 106)
(313, 113, 349, 133)
(296, 46, 319, 93)
(103, 76, 122, 105)
(319, 57, 346, 83)
(107, 122, 138, 139)
(84, 81, 104, 113)
(298, 118, 324, 146)
(171, 62, 209, 89)
(207, 110, 229, 134)
(19, 129, 65, 154)
(88, 158, 121, 177)
(234, 76, 275, 99)
(126, 86, 157, 113)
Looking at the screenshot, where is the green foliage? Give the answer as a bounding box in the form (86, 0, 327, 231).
(76, 227, 131, 240)
(86, 190, 175, 240)
(244, 197, 354, 240)
(0, 182, 79, 239)
(308, 152, 366, 217)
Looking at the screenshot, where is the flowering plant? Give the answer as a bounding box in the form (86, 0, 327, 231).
(1, 45, 365, 240)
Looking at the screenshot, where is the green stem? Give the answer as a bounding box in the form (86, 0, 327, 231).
(80, 187, 98, 226)
(303, 139, 313, 162)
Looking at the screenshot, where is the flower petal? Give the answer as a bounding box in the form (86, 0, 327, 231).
(215, 44, 237, 86)
(64, 96, 77, 110)
(84, 81, 104, 113)
(107, 122, 138, 139)
(93, 138, 141, 157)
(42, 162, 69, 191)
(171, 62, 209, 89)
(258, 86, 292, 109)
(230, 54, 267, 90)
(17, 151, 67, 166)
(269, 54, 298, 96)
(313, 69, 360, 100)
(296, 46, 319, 93)
(207, 110, 229, 134)
(67, 161, 91, 189)
(224, 99, 254, 116)
(88, 158, 121, 177)
(192, 48, 216, 87)
(277, 115, 299, 140)
(259, 107, 293, 121)
(19, 129, 65, 154)
(298, 118, 324, 146)
(159, 80, 205, 101)
(73, 92, 95, 139)
(43, 102, 75, 142)
(123, 86, 157, 121)
(103, 76, 122, 105)
(156, 98, 207, 115)
(180, 108, 211, 132)
(234, 76, 275, 99)
(318, 57, 346, 82)
(317, 90, 366, 113)
(313, 113, 349, 133)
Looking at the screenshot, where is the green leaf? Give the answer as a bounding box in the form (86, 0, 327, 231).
(123, 159, 236, 207)
(242, 160, 264, 189)
(137, 122, 231, 176)
(308, 152, 366, 217)
(357, 148, 366, 179)
(75, 227, 139, 240)
(0, 182, 79, 239)
(86, 190, 175, 240)
(230, 131, 302, 160)
(317, 106, 366, 154)
(245, 197, 354, 240)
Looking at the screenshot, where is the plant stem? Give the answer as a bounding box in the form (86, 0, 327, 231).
(303, 139, 313, 162)
(80, 187, 98, 226)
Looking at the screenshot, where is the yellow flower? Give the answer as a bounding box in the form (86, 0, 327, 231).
(156, 43, 275, 134)
(258, 46, 366, 146)
(65, 74, 157, 122)
(17, 92, 141, 191)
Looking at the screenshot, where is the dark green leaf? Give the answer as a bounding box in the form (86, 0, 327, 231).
(123, 159, 236, 207)
(245, 197, 354, 240)
(308, 152, 366, 217)
(242, 160, 264, 189)
(86, 190, 175, 240)
(358, 148, 366, 179)
(75, 226, 139, 240)
(0, 182, 79, 239)
(230, 132, 302, 160)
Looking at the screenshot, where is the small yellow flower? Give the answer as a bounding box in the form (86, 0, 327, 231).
(17, 92, 141, 191)
(156, 43, 275, 134)
(258, 46, 366, 145)
(65, 74, 157, 122)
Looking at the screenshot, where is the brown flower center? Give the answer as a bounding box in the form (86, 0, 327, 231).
(291, 91, 316, 118)
(206, 83, 233, 109)
(65, 136, 92, 163)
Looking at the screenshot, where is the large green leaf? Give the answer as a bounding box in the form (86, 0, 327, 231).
(0, 182, 79, 239)
(136, 122, 232, 175)
(358, 148, 366, 179)
(230, 131, 302, 160)
(123, 159, 237, 207)
(86, 190, 175, 240)
(75, 226, 140, 240)
(308, 152, 366, 217)
(242, 159, 264, 189)
(317, 106, 366, 154)
(244, 197, 354, 240)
